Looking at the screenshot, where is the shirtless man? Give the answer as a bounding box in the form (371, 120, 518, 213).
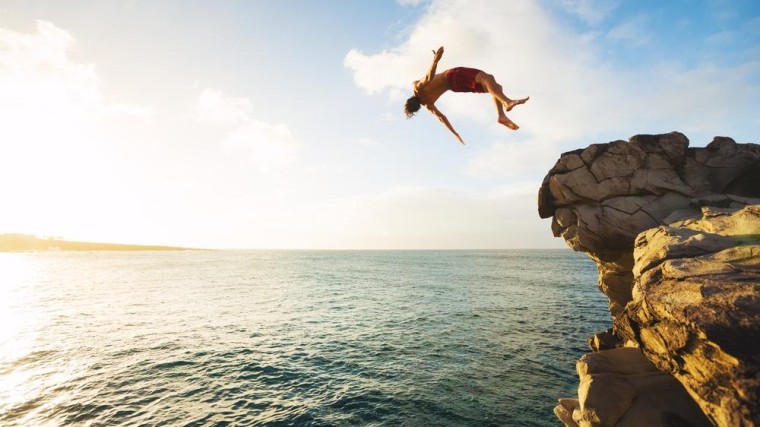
(404, 46, 529, 144)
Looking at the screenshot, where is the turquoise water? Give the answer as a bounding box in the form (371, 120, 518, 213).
(0, 250, 609, 426)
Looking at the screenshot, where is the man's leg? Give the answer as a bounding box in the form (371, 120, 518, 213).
(478, 73, 529, 111)
(493, 96, 518, 130)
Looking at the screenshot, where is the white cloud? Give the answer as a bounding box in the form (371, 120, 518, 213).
(0, 19, 147, 159)
(194, 88, 252, 125)
(0, 21, 103, 120)
(0, 20, 151, 122)
(0, 20, 153, 239)
(343, 49, 416, 96)
(223, 120, 300, 174)
(606, 13, 651, 46)
(465, 138, 561, 179)
(557, 0, 619, 26)
(193, 87, 301, 174)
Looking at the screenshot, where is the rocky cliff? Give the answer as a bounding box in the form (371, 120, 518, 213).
(538, 132, 760, 426)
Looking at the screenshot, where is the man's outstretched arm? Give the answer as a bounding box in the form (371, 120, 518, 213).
(424, 46, 444, 82)
(428, 105, 464, 145)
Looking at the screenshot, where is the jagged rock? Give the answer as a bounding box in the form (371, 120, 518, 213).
(538, 132, 760, 314)
(615, 205, 760, 426)
(554, 399, 580, 427)
(587, 328, 621, 352)
(540, 133, 760, 426)
(556, 347, 711, 427)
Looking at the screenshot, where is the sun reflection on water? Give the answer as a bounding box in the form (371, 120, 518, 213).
(0, 254, 42, 361)
(0, 254, 46, 416)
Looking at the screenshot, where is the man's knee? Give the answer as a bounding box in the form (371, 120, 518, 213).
(479, 73, 498, 88)
(480, 72, 494, 82)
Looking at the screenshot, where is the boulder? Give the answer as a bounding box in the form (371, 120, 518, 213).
(587, 328, 621, 352)
(556, 347, 711, 427)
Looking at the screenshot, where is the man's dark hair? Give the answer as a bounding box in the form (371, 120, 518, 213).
(404, 95, 421, 119)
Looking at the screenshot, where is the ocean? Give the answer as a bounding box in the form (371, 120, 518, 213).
(0, 250, 609, 426)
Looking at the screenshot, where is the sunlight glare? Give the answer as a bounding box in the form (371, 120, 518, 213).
(0, 254, 42, 362)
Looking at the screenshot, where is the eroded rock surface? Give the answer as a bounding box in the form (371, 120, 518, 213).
(616, 205, 760, 426)
(538, 132, 760, 315)
(540, 133, 760, 426)
(555, 347, 711, 427)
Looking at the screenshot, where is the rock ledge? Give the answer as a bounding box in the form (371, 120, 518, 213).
(540, 133, 760, 426)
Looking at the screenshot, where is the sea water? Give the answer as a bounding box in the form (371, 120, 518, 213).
(0, 250, 609, 426)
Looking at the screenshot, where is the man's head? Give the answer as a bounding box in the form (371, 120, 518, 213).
(404, 95, 421, 119)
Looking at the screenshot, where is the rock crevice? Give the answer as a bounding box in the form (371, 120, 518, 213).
(540, 132, 760, 426)
(539, 132, 760, 314)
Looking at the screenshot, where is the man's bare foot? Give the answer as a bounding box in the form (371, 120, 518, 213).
(498, 116, 519, 130)
(506, 97, 529, 112)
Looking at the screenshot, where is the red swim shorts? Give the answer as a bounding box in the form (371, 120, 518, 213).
(445, 67, 486, 93)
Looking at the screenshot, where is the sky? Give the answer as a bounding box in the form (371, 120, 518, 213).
(0, 0, 758, 249)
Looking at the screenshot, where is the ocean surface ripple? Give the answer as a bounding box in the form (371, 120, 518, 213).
(0, 250, 609, 426)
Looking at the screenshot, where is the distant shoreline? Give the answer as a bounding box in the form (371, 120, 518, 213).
(0, 234, 194, 252)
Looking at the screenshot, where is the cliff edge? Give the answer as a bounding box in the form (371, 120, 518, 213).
(539, 132, 760, 426)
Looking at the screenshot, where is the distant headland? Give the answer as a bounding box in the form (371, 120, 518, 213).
(0, 234, 194, 251)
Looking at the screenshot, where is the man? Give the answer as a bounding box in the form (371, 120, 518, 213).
(404, 46, 529, 145)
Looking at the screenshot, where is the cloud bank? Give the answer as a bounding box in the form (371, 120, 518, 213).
(193, 88, 301, 175)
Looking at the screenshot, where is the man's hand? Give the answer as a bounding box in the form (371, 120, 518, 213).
(432, 46, 444, 60)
